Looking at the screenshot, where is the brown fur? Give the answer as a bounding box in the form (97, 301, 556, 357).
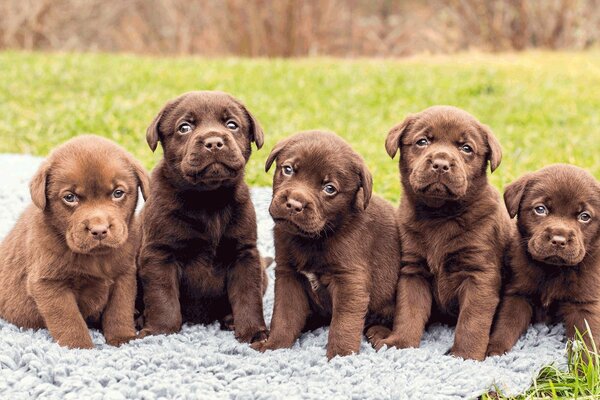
(370, 106, 511, 360)
(0, 135, 149, 348)
(252, 131, 401, 359)
(137, 91, 268, 343)
(487, 164, 600, 356)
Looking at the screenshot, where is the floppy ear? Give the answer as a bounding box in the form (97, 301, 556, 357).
(356, 161, 373, 210)
(385, 114, 415, 159)
(265, 138, 292, 172)
(504, 173, 532, 219)
(130, 157, 151, 201)
(480, 123, 502, 173)
(30, 161, 50, 210)
(242, 105, 265, 150)
(146, 110, 163, 152)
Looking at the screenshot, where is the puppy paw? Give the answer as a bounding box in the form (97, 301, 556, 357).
(326, 345, 356, 360)
(250, 337, 292, 352)
(58, 336, 95, 349)
(449, 346, 485, 361)
(106, 333, 137, 347)
(235, 325, 269, 343)
(486, 342, 510, 357)
(371, 333, 418, 352)
(220, 314, 235, 331)
(366, 325, 391, 349)
(138, 325, 179, 338)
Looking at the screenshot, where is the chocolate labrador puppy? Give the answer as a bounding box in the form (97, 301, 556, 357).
(0, 135, 149, 348)
(138, 91, 268, 343)
(487, 164, 600, 356)
(369, 106, 511, 360)
(252, 131, 401, 359)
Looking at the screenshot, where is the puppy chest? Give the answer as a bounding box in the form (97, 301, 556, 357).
(299, 271, 333, 311)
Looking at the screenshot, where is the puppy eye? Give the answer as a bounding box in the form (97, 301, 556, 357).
(112, 189, 125, 199)
(282, 165, 294, 176)
(460, 144, 473, 154)
(534, 205, 548, 216)
(323, 184, 337, 195)
(63, 193, 78, 204)
(178, 123, 193, 134)
(578, 212, 592, 223)
(416, 138, 429, 147)
(225, 120, 239, 130)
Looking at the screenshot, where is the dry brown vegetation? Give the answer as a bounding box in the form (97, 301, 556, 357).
(1, 0, 599, 56)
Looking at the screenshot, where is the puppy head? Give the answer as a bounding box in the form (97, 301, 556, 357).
(146, 91, 264, 190)
(385, 106, 501, 207)
(265, 131, 372, 238)
(504, 164, 600, 267)
(30, 135, 150, 255)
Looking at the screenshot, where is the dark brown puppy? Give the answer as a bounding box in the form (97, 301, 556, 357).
(487, 164, 600, 356)
(0, 135, 149, 348)
(138, 91, 268, 343)
(252, 131, 401, 359)
(370, 106, 511, 360)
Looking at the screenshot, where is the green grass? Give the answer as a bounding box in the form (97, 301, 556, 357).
(484, 330, 600, 400)
(1, 51, 600, 397)
(1, 51, 600, 203)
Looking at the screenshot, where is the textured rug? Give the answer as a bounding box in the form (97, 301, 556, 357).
(0, 154, 567, 399)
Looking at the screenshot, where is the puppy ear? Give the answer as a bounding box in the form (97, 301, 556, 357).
(385, 114, 415, 159)
(130, 157, 151, 201)
(480, 123, 502, 173)
(30, 161, 50, 210)
(146, 109, 163, 152)
(265, 138, 291, 172)
(504, 173, 532, 219)
(242, 106, 265, 150)
(356, 161, 373, 210)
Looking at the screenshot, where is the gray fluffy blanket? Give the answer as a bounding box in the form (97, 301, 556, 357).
(0, 154, 566, 399)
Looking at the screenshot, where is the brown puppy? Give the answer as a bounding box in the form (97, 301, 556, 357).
(252, 131, 401, 359)
(0, 135, 149, 348)
(138, 91, 268, 343)
(370, 106, 511, 360)
(487, 164, 600, 356)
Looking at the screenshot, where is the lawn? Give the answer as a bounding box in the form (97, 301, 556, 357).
(1, 51, 599, 399)
(1, 51, 600, 203)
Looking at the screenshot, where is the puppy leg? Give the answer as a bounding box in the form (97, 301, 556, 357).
(252, 266, 309, 352)
(326, 274, 369, 359)
(102, 271, 137, 346)
(227, 246, 267, 343)
(451, 280, 499, 361)
(138, 259, 182, 337)
(372, 268, 432, 351)
(487, 295, 532, 356)
(561, 302, 600, 355)
(30, 281, 93, 349)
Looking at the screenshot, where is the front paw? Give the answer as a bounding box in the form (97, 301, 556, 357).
(486, 341, 511, 357)
(449, 346, 486, 361)
(366, 325, 391, 350)
(251, 337, 292, 352)
(106, 333, 137, 347)
(235, 325, 269, 343)
(57, 335, 94, 349)
(371, 333, 419, 351)
(138, 324, 179, 338)
(326, 342, 357, 360)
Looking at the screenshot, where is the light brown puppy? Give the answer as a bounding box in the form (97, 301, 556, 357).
(488, 164, 600, 356)
(370, 106, 511, 360)
(252, 131, 401, 359)
(0, 135, 149, 348)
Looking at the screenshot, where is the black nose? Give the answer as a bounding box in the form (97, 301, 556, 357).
(285, 198, 304, 213)
(89, 224, 109, 240)
(550, 235, 567, 248)
(204, 136, 225, 151)
(431, 158, 451, 173)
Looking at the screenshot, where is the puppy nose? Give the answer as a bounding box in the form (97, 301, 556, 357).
(285, 198, 305, 213)
(204, 136, 225, 151)
(431, 158, 451, 173)
(550, 235, 567, 247)
(88, 224, 109, 240)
